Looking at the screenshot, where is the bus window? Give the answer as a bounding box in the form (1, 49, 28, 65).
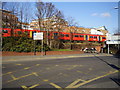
(94, 36, 97, 38)
(74, 35, 79, 37)
(66, 34, 69, 37)
(102, 37, 106, 39)
(90, 36, 93, 38)
(80, 35, 84, 37)
(2, 30, 8, 33)
(54, 33, 58, 36)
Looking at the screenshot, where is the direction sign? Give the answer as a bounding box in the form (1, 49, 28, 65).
(33, 32, 43, 40)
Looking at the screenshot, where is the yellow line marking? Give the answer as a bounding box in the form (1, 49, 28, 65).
(89, 68, 92, 71)
(43, 79, 49, 82)
(72, 70, 119, 88)
(16, 64, 22, 66)
(10, 74, 17, 80)
(46, 68, 50, 70)
(21, 85, 30, 90)
(50, 83, 62, 88)
(1, 72, 12, 76)
(77, 71, 82, 73)
(24, 67, 30, 70)
(5, 72, 12, 74)
(55, 65, 59, 66)
(66, 79, 85, 88)
(7, 73, 35, 83)
(2, 64, 38, 76)
(67, 68, 72, 70)
(32, 72, 39, 76)
(22, 84, 40, 89)
(29, 84, 40, 88)
(36, 64, 40, 66)
(21, 85, 28, 88)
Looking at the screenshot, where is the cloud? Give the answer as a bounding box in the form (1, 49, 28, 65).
(100, 12, 111, 17)
(91, 12, 111, 17)
(91, 13, 98, 16)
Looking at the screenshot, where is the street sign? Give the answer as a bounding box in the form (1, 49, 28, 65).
(33, 32, 43, 40)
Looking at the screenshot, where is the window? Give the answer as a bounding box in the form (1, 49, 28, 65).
(2, 30, 8, 33)
(74, 35, 79, 37)
(54, 33, 58, 36)
(33, 31, 36, 33)
(102, 37, 106, 39)
(80, 35, 84, 37)
(94, 36, 97, 38)
(90, 36, 93, 38)
(65, 34, 69, 37)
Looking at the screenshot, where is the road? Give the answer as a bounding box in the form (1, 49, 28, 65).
(2, 53, 120, 89)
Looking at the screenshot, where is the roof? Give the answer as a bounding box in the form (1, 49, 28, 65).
(0, 9, 12, 13)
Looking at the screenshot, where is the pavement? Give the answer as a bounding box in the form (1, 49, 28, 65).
(2, 53, 113, 63)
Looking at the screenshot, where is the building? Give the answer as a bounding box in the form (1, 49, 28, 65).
(30, 16, 68, 31)
(91, 26, 108, 35)
(1, 9, 18, 28)
(64, 26, 108, 35)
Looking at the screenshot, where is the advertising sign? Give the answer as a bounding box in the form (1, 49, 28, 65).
(33, 32, 43, 40)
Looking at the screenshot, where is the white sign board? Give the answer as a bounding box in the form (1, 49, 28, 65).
(106, 41, 120, 44)
(33, 32, 43, 40)
(106, 35, 120, 44)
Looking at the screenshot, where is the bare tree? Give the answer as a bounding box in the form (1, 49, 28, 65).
(2, 2, 33, 36)
(35, 1, 64, 47)
(65, 17, 79, 50)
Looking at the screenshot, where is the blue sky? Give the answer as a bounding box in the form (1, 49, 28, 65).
(52, 2, 118, 34)
(2, 1, 119, 34)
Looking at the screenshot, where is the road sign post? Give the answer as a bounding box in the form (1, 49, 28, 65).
(33, 32, 44, 56)
(108, 44, 109, 54)
(34, 40, 36, 55)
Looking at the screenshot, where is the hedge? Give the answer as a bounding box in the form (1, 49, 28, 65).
(2, 37, 50, 52)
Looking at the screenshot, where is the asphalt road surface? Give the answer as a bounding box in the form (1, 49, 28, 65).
(2, 53, 120, 89)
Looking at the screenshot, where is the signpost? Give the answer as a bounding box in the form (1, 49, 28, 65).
(106, 34, 120, 54)
(33, 32, 44, 56)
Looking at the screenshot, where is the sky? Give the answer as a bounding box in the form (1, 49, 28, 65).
(1, 1, 119, 34)
(52, 2, 118, 34)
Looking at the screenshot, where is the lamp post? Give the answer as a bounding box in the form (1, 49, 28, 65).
(114, 6, 120, 50)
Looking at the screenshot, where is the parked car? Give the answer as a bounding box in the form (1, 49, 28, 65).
(90, 48, 97, 53)
(84, 48, 97, 53)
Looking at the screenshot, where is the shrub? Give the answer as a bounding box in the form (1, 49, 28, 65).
(2, 37, 50, 52)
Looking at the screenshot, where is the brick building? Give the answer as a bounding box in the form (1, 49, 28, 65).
(1, 9, 18, 28)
